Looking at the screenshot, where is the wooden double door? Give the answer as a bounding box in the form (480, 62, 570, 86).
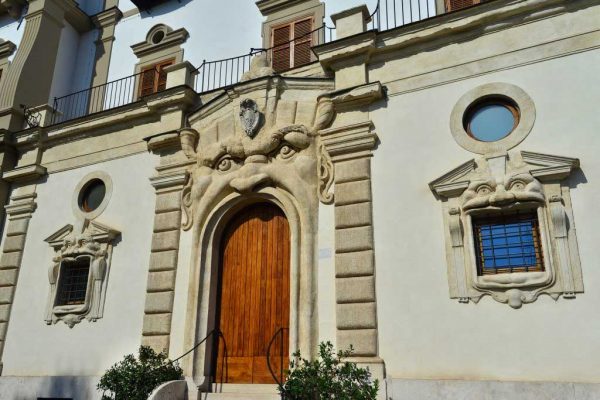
(216, 203, 290, 384)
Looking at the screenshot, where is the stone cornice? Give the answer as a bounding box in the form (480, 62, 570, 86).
(149, 171, 188, 191)
(325, 81, 384, 111)
(373, 0, 588, 62)
(2, 164, 47, 182)
(256, 0, 308, 16)
(320, 121, 378, 160)
(312, 31, 376, 70)
(91, 6, 123, 29)
(131, 27, 189, 58)
(0, 40, 16, 60)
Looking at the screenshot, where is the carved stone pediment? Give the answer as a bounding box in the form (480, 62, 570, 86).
(430, 151, 582, 308)
(44, 220, 120, 327)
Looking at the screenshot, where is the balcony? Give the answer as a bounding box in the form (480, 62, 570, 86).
(44, 0, 491, 127)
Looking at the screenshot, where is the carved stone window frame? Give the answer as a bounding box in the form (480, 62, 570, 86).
(44, 220, 120, 327)
(430, 151, 583, 308)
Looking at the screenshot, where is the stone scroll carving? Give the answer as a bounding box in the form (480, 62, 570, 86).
(430, 151, 583, 308)
(44, 220, 120, 327)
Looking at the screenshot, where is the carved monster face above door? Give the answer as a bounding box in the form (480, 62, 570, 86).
(181, 77, 335, 232)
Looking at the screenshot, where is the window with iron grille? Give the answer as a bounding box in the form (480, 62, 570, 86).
(271, 17, 313, 73)
(56, 258, 91, 306)
(472, 211, 544, 275)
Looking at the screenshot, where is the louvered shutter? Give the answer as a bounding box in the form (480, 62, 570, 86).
(272, 25, 291, 73)
(293, 18, 313, 68)
(446, 0, 480, 11)
(157, 60, 173, 91)
(139, 67, 157, 97)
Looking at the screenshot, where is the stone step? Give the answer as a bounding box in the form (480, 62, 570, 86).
(200, 394, 280, 400)
(198, 384, 281, 400)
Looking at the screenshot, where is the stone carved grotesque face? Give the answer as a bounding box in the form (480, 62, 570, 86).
(181, 124, 317, 230)
(60, 232, 105, 258)
(181, 96, 334, 231)
(460, 156, 545, 211)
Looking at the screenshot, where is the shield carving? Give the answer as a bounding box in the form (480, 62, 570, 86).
(239, 99, 261, 138)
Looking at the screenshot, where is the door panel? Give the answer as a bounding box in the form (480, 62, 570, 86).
(216, 203, 290, 384)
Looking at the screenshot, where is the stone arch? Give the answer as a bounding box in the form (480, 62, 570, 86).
(182, 187, 317, 388)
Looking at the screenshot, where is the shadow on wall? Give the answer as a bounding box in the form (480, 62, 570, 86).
(137, 0, 193, 19)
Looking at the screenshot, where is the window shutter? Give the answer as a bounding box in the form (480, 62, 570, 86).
(293, 18, 313, 68)
(272, 25, 291, 73)
(140, 67, 157, 97)
(446, 0, 480, 11)
(157, 60, 173, 91)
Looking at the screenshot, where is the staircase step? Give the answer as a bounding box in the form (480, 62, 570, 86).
(199, 384, 281, 399)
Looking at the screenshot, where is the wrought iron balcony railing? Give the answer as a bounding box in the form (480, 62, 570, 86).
(194, 23, 335, 94)
(50, 69, 157, 126)
(46, 0, 493, 127)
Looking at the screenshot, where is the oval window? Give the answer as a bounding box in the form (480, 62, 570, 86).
(79, 179, 106, 213)
(464, 100, 519, 142)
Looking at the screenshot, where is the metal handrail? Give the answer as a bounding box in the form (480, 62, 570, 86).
(50, 68, 157, 126)
(168, 328, 229, 389)
(266, 327, 289, 397)
(194, 23, 335, 93)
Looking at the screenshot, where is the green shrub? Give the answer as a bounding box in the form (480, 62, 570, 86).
(97, 345, 183, 400)
(281, 341, 379, 400)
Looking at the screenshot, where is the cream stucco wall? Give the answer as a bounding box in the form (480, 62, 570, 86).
(317, 201, 337, 347)
(49, 24, 98, 102)
(370, 39, 600, 383)
(2, 152, 159, 376)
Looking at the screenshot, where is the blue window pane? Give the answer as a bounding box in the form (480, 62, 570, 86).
(468, 103, 516, 142)
(473, 212, 543, 275)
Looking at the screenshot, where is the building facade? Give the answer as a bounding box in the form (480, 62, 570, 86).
(0, 0, 599, 399)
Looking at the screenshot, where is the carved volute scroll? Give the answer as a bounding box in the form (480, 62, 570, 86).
(44, 220, 120, 327)
(430, 150, 583, 308)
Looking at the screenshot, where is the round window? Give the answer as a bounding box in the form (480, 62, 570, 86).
(79, 179, 106, 213)
(464, 99, 519, 142)
(151, 30, 165, 44)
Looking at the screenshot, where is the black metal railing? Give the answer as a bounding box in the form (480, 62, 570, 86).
(50, 69, 158, 125)
(169, 328, 229, 389)
(194, 24, 335, 93)
(266, 327, 289, 397)
(368, 0, 437, 31)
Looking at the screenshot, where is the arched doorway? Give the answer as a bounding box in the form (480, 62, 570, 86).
(215, 202, 290, 384)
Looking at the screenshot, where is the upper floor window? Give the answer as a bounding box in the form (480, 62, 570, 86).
(271, 17, 313, 73)
(139, 58, 174, 97)
(472, 211, 544, 276)
(56, 258, 91, 306)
